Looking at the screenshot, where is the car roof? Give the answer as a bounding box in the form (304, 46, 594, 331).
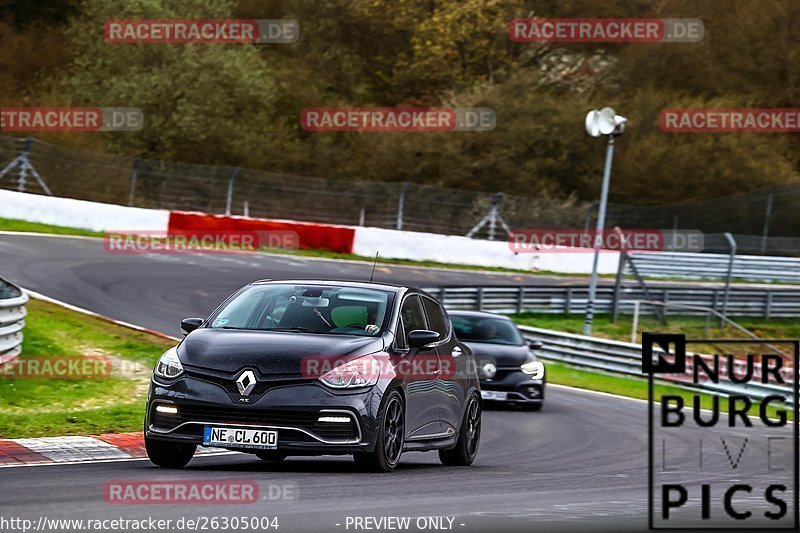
(447, 309, 514, 320)
(250, 279, 407, 293)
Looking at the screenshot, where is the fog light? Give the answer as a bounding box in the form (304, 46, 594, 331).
(156, 405, 178, 415)
(318, 415, 351, 423)
(527, 387, 541, 398)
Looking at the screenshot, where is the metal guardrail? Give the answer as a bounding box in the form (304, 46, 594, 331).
(0, 278, 27, 364)
(426, 285, 800, 318)
(627, 251, 800, 283)
(517, 325, 793, 402)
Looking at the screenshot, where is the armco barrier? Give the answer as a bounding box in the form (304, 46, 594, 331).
(0, 278, 27, 364)
(517, 325, 793, 402)
(628, 251, 800, 283)
(427, 285, 800, 318)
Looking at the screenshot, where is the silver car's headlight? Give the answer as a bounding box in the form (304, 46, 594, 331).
(154, 347, 184, 379)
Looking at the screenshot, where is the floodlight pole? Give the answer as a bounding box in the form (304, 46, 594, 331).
(582, 133, 616, 336)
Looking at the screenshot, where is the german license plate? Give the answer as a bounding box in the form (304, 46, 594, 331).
(480, 390, 508, 401)
(203, 426, 277, 449)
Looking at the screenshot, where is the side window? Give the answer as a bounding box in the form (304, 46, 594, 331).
(398, 295, 426, 349)
(421, 297, 449, 340)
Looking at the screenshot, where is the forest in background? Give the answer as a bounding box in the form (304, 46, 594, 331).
(1, 0, 799, 205)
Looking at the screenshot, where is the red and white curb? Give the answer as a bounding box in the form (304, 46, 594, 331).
(0, 432, 226, 467)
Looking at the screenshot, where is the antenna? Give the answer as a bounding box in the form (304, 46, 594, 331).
(369, 252, 379, 282)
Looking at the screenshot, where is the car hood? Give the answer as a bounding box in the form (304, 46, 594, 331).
(461, 341, 532, 367)
(177, 328, 385, 375)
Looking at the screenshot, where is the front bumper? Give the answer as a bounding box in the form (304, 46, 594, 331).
(145, 373, 382, 454)
(479, 368, 545, 405)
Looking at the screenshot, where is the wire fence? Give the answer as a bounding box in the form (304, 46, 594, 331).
(1, 135, 798, 255)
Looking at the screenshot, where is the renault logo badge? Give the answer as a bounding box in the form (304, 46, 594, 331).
(236, 370, 257, 396)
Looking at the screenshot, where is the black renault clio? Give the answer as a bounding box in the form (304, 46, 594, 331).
(145, 280, 481, 472)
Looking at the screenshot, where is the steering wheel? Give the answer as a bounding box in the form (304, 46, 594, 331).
(342, 323, 367, 330)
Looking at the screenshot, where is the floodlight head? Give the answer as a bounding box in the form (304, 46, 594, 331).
(585, 107, 627, 137)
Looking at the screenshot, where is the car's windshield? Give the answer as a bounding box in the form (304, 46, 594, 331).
(208, 284, 393, 336)
(451, 315, 524, 346)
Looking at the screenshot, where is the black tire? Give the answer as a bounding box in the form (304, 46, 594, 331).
(255, 451, 286, 462)
(353, 391, 404, 472)
(145, 436, 196, 468)
(523, 402, 543, 412)
(439, 394, 481, 466)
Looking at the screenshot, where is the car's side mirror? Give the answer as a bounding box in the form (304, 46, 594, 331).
(528, 339, 544, 350)
(181, 317, 204, 336)
(408, 329, 440, 349)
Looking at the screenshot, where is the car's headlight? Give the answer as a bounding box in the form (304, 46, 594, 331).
(521, 360, 545, 378)
(154, 347, 184, 379)
(319, 355, 380, 388)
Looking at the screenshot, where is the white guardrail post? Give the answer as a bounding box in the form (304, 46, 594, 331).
(0, 278, 28, 365)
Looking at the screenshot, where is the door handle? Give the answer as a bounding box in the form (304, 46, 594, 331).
(452, 346, 462, 357)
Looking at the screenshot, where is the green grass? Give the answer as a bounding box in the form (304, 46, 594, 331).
(0, 298, 174, 438)
(0, 217, 103, 237)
